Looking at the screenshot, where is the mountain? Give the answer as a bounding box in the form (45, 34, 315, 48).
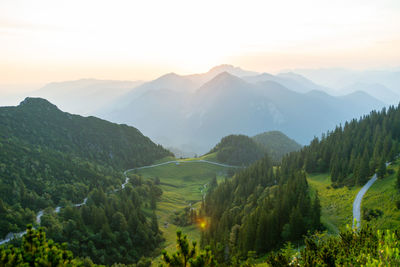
(99, 67, 386, 155)
(98, 64, 259, 120)
(31, 79, 143, 115)
(0, 97, 171, 239)
(200, 100, 400, 265)
(208, 134, 266, 166)
(243, 71, 329, 93)
(1, 97, 171, 169)
(340, 82, 399, 105)
(292, 68, 400, 100)
(252, 130, 302, 160)
(185, 73, 385, 152)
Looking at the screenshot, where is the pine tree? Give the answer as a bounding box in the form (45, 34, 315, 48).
(312, 191, 321, 228)
(162, 231, 205, 267)
(397, 166, 400, 191)
(377, 158, 386, 179)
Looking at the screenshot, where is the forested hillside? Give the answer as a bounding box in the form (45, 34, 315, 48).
(41, 174, 162, 265)
(201, 155, 321, 262)
(207, 134, 266, 166)
(283, 105, 400, 187)
(252, 130, 302, 162)
(0, 97, 171, 169)
(200, 105, 400, 264)
(0, 98, 171, 262)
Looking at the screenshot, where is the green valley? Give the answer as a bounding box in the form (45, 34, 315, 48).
(131, 157, 237, 254)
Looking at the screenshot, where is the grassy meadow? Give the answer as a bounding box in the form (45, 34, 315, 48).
(131, 155, 235, 263)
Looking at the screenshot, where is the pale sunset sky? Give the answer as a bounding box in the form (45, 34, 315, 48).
(1, 0, 400, 92)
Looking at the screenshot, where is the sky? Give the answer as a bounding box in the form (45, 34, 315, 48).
(1, 0, 400, 92)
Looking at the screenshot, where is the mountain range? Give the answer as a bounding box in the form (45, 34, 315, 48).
(19, 65, 388, 156)
(97, 66, 385, 155)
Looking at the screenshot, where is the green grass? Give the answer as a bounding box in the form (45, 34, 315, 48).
(134, 157, 232, 264)
(307, 173, 360, 234)
(362, 160, 400, 229)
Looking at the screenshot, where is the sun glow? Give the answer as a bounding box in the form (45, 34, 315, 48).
(198, 218, 208, 230)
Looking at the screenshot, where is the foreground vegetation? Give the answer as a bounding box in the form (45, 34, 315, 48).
(268, 225, 400, 266)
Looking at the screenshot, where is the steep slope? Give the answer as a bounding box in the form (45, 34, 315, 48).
(252, 130, 302, 161)
(0, 97, 171, 238)
(285, 104, 400, 187)
(0, 97, 171, 169)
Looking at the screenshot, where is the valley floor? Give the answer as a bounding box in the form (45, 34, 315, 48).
(132, 154, 235, 264)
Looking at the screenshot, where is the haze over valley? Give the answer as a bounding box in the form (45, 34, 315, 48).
(4, 64, 389, 157)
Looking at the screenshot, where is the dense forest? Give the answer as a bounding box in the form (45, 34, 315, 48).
(201, 155, 321, 263)
(0, 225, 97, 266)
(40, 174, 162, 265)
(0, 97, 172, 169)
(0, 98, 171, 263)
(200, 104, 400, 264)
(252, 131, 302, 163)
(282, 105, 400, 186)
(0, 225, 154, 266)
(0, 137, 122, 237)
(207, 135, 266, 166)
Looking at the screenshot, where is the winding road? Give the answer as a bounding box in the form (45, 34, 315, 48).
(0, 159, 237, 245)
(352, 162, 390, 228)
(352, 174, 378, 228)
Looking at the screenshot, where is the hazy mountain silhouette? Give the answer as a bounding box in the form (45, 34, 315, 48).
(291, 68, 400, 103)
(32, 79, 143, 115)
(100, 69, 385, 155)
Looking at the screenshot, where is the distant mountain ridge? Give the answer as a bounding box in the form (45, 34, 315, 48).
(291, 68, 400, 104)
(17, 65, 387, 155)
(98, 67, 385, 155)
(31, 79, 143, 115)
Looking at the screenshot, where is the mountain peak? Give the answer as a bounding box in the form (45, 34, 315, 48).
(209, 71, 242, 84)
(207, 64, 259, 77)
(208, 64, 236, 72)
(19, 97, 59, 110)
